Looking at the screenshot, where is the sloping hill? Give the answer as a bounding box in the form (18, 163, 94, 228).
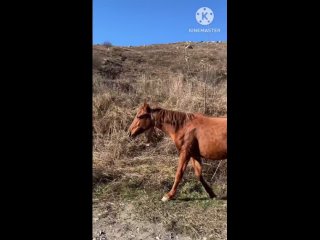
(93, 42, 226, 80)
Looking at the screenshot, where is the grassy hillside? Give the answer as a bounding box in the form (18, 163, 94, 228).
(93, 42, 227, 240)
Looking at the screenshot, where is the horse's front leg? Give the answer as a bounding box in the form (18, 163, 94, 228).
(162, 151, 190, 202)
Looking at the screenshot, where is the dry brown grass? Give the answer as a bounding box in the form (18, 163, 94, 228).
(93, 42, 227, 239)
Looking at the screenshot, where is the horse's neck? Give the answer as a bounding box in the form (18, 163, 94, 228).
(152, 109, 183, 140)
(156, 123, 178, 141)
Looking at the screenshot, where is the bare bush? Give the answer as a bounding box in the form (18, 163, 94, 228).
(102, 41, 112, 47)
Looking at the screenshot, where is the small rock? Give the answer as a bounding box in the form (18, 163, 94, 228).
(98, 211, 108, 218)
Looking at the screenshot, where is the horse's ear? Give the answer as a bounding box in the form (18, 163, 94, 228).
(144, 99, 151, 109)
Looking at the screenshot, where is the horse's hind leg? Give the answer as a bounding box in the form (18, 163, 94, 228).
(191, 157, 216, 198)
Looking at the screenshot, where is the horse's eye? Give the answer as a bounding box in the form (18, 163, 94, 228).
(137, 114, 150, 119)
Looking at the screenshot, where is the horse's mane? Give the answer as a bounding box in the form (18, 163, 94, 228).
(152, 108, 195, 129)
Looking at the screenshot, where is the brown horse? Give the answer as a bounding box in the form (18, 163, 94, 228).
(128, 102, 227, 202)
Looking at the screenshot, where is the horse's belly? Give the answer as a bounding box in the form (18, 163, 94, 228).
(198, 137, 227, 160)
(200, 147, 227, 160)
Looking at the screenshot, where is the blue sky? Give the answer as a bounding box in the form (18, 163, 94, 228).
(93, 0, 227, 46)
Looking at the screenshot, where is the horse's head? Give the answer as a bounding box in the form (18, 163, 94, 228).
(128, 101, 154, 138)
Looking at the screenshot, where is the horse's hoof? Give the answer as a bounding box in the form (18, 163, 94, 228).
(161, 195, 170, 202)
(218, 195, 227, 200)
(209, 194, 217, 199)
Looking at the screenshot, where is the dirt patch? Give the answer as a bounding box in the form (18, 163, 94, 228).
(93, 201, 194, 240)
(93, 156, 227, 239)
